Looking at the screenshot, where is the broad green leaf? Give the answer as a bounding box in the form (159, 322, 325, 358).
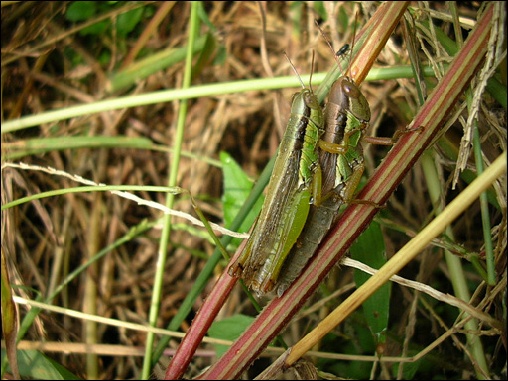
(80, 20, 108, 36)
(116, 7, 144, 37)
(1, 349, 80, 380)
(350, 221, 391, 349)
(65, 1, 97, 22)
(220, 151, 263, 244)
(208, 315, 255, 358)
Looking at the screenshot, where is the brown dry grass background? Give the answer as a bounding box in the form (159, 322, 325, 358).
(1, 2, 506, 379)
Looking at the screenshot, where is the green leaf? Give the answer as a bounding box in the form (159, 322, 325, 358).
(191, 33, 217, 78)
(1, 256, 19, 378)
(350, 221, 391, 348)
(65, 1, 97, 22)
(392, 349, 423, 379)
(80, 20, 109, 36)
(108, 35, 209, 92)
(208, 315, 255, 358)
(116, 7, 144, 37)
(197, 1, 217, 32)
(336, 6, 349, 34)
(1, 349, 80, 380)
(220, 151, 263, 243)
(312, 2, 327, 21)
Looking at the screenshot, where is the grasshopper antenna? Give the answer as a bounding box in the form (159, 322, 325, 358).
(315, 20, 349, 75)
(315, 8, 361, 80)
(309, 49, 316, 90)
(284, 51, 306, 89)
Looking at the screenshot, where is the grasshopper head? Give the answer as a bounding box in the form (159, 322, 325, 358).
(302, 88, 320, 110)
(332, 77, 371, 123)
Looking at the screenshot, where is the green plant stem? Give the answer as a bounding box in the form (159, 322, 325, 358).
(141, 2, 200, 379)
(421, 150, 489, 379)
(472, 123, 495, 286)
(2, 66, 439, 135)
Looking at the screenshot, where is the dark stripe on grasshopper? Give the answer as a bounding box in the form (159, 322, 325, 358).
(321, 76, 370, 202)
(274, 76, 370, 297)
(228, 87, 324, 295)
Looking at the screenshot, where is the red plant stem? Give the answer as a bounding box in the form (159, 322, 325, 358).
(163, 239, 245, 379)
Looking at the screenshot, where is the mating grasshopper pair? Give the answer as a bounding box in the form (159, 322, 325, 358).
(228, 34, 372, 296)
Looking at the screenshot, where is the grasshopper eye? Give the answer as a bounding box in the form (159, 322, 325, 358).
(342, 80, 360, 98)
(304, 91, 319, 108)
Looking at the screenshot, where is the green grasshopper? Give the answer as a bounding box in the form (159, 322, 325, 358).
(228, 56, 325, 295)
(274, 35, 371, 296)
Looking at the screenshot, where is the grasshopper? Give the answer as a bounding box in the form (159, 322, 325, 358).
(228, 56, 325, 295)
(274, 30, 371, 297)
